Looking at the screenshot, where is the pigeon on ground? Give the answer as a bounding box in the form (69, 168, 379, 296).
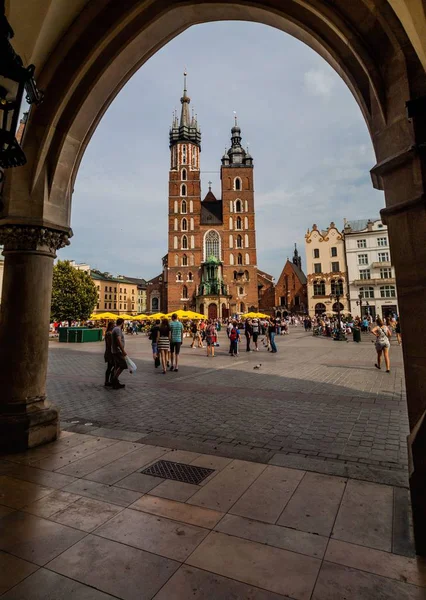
(253, 364, 262, 370)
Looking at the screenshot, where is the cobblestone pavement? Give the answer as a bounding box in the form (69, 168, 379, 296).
(47, 328, 409, 484)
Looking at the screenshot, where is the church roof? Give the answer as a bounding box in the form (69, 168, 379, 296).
(201, 199, 223, 225)
(203, 190, 217, 202)
(288, 261, 307, 285)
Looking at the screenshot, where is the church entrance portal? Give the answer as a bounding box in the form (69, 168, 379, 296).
(208, 303, 218, 320)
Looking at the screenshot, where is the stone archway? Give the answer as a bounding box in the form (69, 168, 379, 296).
(1, 0, 426, 551)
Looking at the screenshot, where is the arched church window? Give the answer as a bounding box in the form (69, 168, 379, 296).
(236, 216, 242, 230)
(236, 235, 242, 248)
(182, 235, 188, 249)
(181, 200, 187, 214)
(181, 168, 187, 181)
(152, 297, 159, 311)
(235, 200, 242, 213)
(176, 272, 182, 281)
(239, 287, 244, 295)
(181, 218, 188, 231)
(174, 200, 178, 214)
(204, 230, 221, 261)
(181, 184, 187, 196)
(190, 235, 195, 248)
(234, 177, 242, 191)
(188, 271, 193, 281)
(190, 217, 194, 230)
(182, 145, 187, 165)
(189, 200, 193, 213)
(182, 254, 188, 266)
(230, 200, 233, 213)
(244, 234, 249, 248)
(230, 253, 234, 265)
(237, 253, 243, 265)
(182, 285, 188, 299)
(245, 200, 248, 212)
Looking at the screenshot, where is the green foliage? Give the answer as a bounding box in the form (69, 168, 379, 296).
(51, 261, 98, 323)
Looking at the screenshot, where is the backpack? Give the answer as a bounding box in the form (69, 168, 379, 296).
(229, 328, 237, 341)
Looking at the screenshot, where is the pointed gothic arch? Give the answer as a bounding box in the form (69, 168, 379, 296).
(234, 177, 242, 191)
(181, 168, 187, 181)
(203, 229, 221, 261)
(181, 184, 187, 196)
(235, 199, 242, 213)
(181, 199, 187, 214)
(181, 218, 188, 231)
(182, 235, 188, 249)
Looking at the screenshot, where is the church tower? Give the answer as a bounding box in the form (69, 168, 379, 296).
(166, 74, 202, 312)
(220, 118, 258, 315)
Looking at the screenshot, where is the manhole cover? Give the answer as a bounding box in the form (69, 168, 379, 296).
(141, 460, 214, 485)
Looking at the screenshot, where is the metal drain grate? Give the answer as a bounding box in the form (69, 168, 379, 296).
(141, 460, 214, 485)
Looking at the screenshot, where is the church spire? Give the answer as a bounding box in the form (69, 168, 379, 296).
(169, 72, 201, 149)
(222, 115, 253, 167)
(293, 243, 302, 270)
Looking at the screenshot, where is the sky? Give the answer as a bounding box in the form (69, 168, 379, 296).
(58, 21, 385, 280)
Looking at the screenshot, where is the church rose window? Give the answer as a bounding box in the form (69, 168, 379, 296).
(204, 230, 221, 261)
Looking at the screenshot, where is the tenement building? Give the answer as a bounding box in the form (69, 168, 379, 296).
(305, 222, 349, 316)
(163, 76, 258, 319)
(344, 218, 399, 319)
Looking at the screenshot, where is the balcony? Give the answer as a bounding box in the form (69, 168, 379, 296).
(352, 278, 395, 285)
(372, 261, 391, 268)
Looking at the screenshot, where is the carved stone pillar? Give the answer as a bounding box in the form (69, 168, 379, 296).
(0, 223, 71, 452)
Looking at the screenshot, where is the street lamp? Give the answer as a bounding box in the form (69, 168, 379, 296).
(329, 291, 346, 341)
(0, 10, 44, 168)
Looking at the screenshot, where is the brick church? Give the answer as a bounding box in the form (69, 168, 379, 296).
(160, 76, 259, 319)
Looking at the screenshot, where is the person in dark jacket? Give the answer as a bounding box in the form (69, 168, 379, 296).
(104, 321, 115, 386)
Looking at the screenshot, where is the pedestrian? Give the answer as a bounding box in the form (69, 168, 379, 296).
(111, 318, 127, 389)
(169, 313, 184, 372)
(268, 319, 278, 353)
(371, 316, 392, 372)
(252, 318, 260, 351)
(227, 320, 233, 339)
(104, 321, 115, 386)
(245, 318, 252, 352)
(206, 319, 216, 357)
(150, 319, 161, 368)
(157, 317, 171, 374)
(229, 321, 240, 357)
(396, 317, 402, 345)
(190, 320, 198, 348)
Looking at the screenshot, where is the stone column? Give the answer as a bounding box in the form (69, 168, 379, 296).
(0, 224, 71, 452)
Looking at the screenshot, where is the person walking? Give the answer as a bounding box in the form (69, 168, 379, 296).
(150, 319, 161, 368)
(268, 319, 278, 353)
(104, 322, 115, 386)
(206, 320, 216, 357)
(252, 318, 260, 351)
(371, 316, 392, 372)
(111, 318, 127, 389)
(229, 321, 240, 357)
(157, 318, 171, 374)
(190, 320, 198, 348)
(169, 313, 184, 372)
(245, 318, 253, 352)
(396, 317, 402, 345)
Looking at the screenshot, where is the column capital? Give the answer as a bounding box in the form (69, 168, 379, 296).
(0, 223, 72, 257)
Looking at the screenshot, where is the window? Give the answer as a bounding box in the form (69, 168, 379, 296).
(236, 216, 242, 230)
(245, 253, 250, 265)
(189, 200, 193, 213)
(236, 234, 243, 248)
(239, 286, 244, 295)
(234, 177, 241, 191)
(331, 279, 344, 295)
(190, 254, 194, 266)
(181, 168, 187, 181)
(230, 253, 234, 265)
(204, 229, 221, 260)
(357, 239, 367, 248)
(182, 235, 188, 249)
(182, 254, 188, 266)
(331, 262, 340, 272)
(314, 263, 322, 274)
(235, 199, 242, 212)
(182, 285, 188, 299)
(181, 200, 187, 214)
(233, 271, 238, 280)
(190, 235, 194, 249)
(174, 200, 178, 214)
(229, 234, 233, 248)
(182, 145, 187, 165)
(230, 200, 233, 213)
(181, 218, 188, 231)
(229, 216, 233, 229)
(377, 237, 387, 246)
(244, 234, 249, 248)
(359, 286, 374, 299)
(174, 254, 178, 266)
(244, 216, 248, 229)
(331, 247, 337, 257)
(188, 272, 193, 281)
(237, 253, 243, 265)
(190, 217, 194, 230)
(380, 285, 396, 298)
(174, 236, 178, 249)
(152, 297, 159, 311)
(358, 254, 368, 265)
(359, 269, 371, 280)
(244, 270, 250, 280)
(181, 184, 187, 196)
(380, 267, 392, 279)
(174, 218, 178, 231)
(313, 280, 326, 295)
(378, 251, 389, 262)
(313, 249, 320, 259)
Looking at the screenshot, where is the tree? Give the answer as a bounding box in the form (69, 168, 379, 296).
(51, 261, 98, 325)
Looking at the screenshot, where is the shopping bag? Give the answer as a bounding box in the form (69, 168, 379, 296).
(125, 356, 137, 373)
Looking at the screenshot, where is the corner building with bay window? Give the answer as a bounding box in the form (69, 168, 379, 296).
(164, 78, 259, 319)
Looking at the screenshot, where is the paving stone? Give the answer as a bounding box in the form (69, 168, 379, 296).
(0, 551, 38, 595)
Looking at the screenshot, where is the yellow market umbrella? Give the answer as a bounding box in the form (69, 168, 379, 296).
(148, 313, 167, 320)
(119, 314, 134, 320)
(166, 310, 205, 320)
(133, 314, 149, 320)
(90, 312, 118, 320)
(242, 312, 271, 319)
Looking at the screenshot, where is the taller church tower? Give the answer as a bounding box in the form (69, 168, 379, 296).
(166, 74, 202, 312)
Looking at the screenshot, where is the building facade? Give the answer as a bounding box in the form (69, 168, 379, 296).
(344, 218, 398, 319)
(274, 246, 308, 316)
(122, 276, 147, 314)
(305, 222, 349, 316)
(165, 76, 258, 319)
(91, 271, 138, 314)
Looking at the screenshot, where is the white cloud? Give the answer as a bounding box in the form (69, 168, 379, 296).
(304, 68, 335, 97)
